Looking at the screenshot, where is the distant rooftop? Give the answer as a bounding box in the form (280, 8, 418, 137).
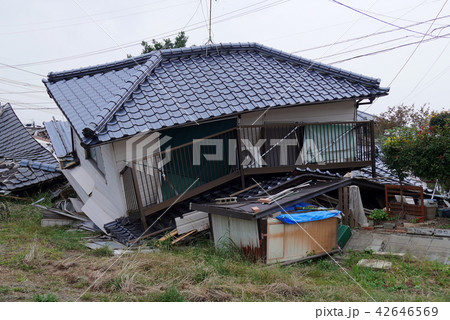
(0, 103, 61, 192)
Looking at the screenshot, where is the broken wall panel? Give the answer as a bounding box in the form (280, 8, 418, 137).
(266, 217, 338, 264)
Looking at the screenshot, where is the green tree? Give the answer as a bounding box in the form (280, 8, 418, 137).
(409, 113, 450, 191)
(381, 127, 417, 217)
(140, 31, 188, 54)
(381, 111, 450, 200)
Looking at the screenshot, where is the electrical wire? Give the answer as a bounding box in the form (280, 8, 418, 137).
(0, 62, 45, 77)
(0, 0, 288, 70)
(0, 0, 198, 36)
(387, 0, 448, 87)
(330, 0, 447, 39)
(328, 31, 450, 65)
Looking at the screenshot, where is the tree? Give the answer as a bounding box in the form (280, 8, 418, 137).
(381, 110, 450, 200)
(409, 113, 450, 191)
(374, 104, 433, 137)
(140, 31, 188, 54)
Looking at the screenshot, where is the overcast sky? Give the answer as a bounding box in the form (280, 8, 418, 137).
(0, 0, 449, 125)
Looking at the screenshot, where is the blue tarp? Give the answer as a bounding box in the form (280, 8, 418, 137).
(276, 210, 341, 224)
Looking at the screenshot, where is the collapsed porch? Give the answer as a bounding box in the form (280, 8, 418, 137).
(122, 120, 376, 227)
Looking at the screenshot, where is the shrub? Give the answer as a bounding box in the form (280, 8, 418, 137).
(369, 209, 388, 221)
(33, 293, 58, 302)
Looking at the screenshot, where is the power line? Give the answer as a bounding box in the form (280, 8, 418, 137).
(0, 0, 198, 36)
(388, 0, 448, 87)
(328, 31, 450, 65)
(316, 35, 412, 61)
(290, 15, 450, 54)
(0, 0, 288, 70)
(0, 62, 45, 77)
(330, 0, 448, 39)
(0, 0, 173, 28)
(402, 29, 450, 101)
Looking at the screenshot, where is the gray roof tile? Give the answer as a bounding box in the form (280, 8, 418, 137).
(0, 104, 61, 192)
(45, 43, 389, 145)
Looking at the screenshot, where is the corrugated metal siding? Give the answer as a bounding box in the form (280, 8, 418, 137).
(211, 214, 259, 249)
(266, 217, 338, 264)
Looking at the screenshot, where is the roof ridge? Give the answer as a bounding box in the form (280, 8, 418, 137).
(252, 43, 382, 87)
(45, 42, 383, 88)
(82, 52, 163, 138)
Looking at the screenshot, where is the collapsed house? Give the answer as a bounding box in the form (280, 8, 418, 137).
(43, 43, 391, 255)
(0, 103, 62, 194)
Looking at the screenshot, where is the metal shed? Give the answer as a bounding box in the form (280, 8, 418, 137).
(192, 178, 350, 264)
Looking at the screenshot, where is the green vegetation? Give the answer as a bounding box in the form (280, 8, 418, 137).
(369, 209, 388, 221)
(381, 110, 450, 193)
(33, 293, 58, 302)
(0, 199, 448, 302)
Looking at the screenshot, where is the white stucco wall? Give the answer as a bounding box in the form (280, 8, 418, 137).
(240, 100, 357, 125)
(62, 133, 128, 231)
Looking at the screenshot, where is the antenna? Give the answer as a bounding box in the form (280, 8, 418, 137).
(207, 0, 213, 44)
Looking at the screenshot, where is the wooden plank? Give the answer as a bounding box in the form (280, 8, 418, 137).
(158, 229, 178, 242)
(229, 183, 259, 197)
(129, 227, 173, 243)
(171, 229, 196, 244)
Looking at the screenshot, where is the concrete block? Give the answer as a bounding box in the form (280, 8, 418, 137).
(407, 228, 434, 236)
(357, 259, 392, 270)
(41, 218, 74, 227)
(383, 222, 396, 229)
(434, 229, 450, 237)
(373, 251, 405, 258)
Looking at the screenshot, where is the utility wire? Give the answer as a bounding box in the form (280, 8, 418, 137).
(329, 31, 450, 65)
(388, 0, 448, 87)
(402, 29, 450, 101)
(0, 62, 45, 77)
(0, 0, 287, 69)
(0, 0, 198, 36)
(330, 0, 447, 39)
(292, 15, 450, 54)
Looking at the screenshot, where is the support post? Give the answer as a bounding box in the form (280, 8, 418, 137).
(370, 120, 376, 178)
(236, 127, 246, 189)
(131, 162, 148, 230)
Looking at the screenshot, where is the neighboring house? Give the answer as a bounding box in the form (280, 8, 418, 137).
(44, 43, 389, 231)
(356, 110, 376, 122)
(0, 103, 61, 193)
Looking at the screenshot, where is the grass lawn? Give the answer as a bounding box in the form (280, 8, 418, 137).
(0, 199, 448, 302)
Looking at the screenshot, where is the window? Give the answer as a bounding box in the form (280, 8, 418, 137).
(87, 146, 106, 176)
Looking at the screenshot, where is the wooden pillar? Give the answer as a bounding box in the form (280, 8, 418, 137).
(236, 127, 246, 189)
(370, 120, 376, 178)
(131, 162, 148, 230)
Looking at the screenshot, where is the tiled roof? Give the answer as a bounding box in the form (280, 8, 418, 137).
(44, 43, 389, 146)
(0, 103, 61, 192)
(44, 120, 73, 158)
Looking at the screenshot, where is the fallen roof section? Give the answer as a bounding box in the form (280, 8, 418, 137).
(44, 42, 389, 146)
(0, 103, 61, 192)
(191, 178, 352, 220)
(44, 120, 73, 158)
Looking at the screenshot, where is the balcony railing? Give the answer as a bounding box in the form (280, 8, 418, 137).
(123, 121, 375, 226)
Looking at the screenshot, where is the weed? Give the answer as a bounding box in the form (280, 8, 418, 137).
(91, 246, 113, 257)
(33, 293, 58, 302)
(0, 286, 9, 294)
(155, 286, 185, 302)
